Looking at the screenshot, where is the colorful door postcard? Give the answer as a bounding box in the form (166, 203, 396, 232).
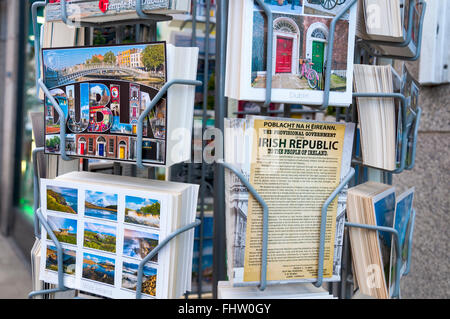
(226, 0, 357, 106)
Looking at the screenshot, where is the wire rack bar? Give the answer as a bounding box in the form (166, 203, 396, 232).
(218, 160, 355, 291)
(359, 1, 427, 61)
(135, 79, 203, 169)
(344, 208, 416, 299)
(352, 92, 422, 174)
(217, 159, 269, 290)
(315, 167, 356, 288)
(32, 147, 45, 239)
(28, 208, 74, 299)
(321, 0, 358, 111)
(135, 219, 202, 299)
(38, 79, 71, 161)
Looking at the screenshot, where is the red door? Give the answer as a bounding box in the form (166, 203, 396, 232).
(275, 37, 293, 73)
(80, 143, 85, 155)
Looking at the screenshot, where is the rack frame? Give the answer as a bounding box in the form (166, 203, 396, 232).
(211, 0, 424, 299)
(29, 0, 204, 299)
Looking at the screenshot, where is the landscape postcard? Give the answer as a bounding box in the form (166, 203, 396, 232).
(123, 229, 159, 262)
(82, 252, 115, 286)
(122, 261, 157, 297)
(46, 246, 76, 275)
(47, 185, 78, 214)
(83, 222, 117, 253)
(47, 215, 78, 245)
(85, 190, 118, 221)
(125, 195, 160, 228)
(39, 180, 173, 298)
(42, 42, 168, 165)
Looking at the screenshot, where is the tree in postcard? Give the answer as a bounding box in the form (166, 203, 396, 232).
(46, 136, 60, 151)
(142, 44, 165, 72)
(103, 51, 116, 64)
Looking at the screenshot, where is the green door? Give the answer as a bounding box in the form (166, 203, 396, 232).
(311, 41, 325, 74)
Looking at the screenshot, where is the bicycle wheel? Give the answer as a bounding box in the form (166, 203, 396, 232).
(307, 70, 319, 89)
(321, 0, 337, 10)
(337, 0, 346, 4)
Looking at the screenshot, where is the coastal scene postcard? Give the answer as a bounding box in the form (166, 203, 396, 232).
(42, 42, 168, 165)
(39, 179, 170, 299)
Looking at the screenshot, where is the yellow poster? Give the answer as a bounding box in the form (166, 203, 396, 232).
(243, 117, 347, 282)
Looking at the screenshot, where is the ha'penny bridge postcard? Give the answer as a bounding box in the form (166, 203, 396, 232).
(42, 42, 168, 165)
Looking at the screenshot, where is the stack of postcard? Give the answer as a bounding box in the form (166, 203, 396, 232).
(42, 41, 198, 167)
(217, 281, 335, 299)
(346, 182, 415, 299)
(356, 0, 424, 58)
(225, 0, 357, 107)
(353, 64, 397, 171)
(39, 171, 199, 299)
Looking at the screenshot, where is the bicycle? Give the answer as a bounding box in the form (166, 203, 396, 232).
(307, 0, 346, 10)
(299, 58, 320, 90)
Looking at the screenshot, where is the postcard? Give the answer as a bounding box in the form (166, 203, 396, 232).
(122, 261, 158, 297)
(46, 185, 78, 215)
(82, 252, 116, 286)
(46, 215, 78, 245)
(229, 0, 357, 106)
(123, 228, 159, 262)
(125, 195, 161, 228)
(372, 187, 396, 296)
(389, 187, 415, 297)
(42, 42, 168, 165)
(46, 246, 77, 276)
(39, 179, 170, 299)
(85, 190, 118, 221)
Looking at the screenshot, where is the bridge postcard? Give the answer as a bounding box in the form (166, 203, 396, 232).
(42, 42, 168, 166)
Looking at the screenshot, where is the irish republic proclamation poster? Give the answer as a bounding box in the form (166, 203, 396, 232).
(243, 116, 350, 282)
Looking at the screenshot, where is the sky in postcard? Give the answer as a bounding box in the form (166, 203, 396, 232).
(83, 252, 114, 265)
(43, 44, 153, 70)
(84, 222, 116, 237)
(48, 185, 78, 199)
(47, 215, 77, 233)
(125, 196, 159, 211)
(124, 229, 158, 241)
(85, 190, 118, 208)
(123, 262, 157, 276)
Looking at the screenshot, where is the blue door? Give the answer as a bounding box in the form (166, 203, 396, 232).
(99, 143, 105, 157)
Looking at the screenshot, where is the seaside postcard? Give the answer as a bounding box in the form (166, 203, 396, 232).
(39, 179, 172, 299)
(122, 261, 158, 297)
(125, 195, 161, 228)
(123, 229, 159, 262)
(82, 252, 116, 286)
(46, 246, 77, 276)
(85, 190, 118, 221)
(47, 185, 78, 215)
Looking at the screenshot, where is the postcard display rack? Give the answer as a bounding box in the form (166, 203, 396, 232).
(28, 0, 425, 300)
(29, 0, 204, 299)
(213, 0, 425, 299)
